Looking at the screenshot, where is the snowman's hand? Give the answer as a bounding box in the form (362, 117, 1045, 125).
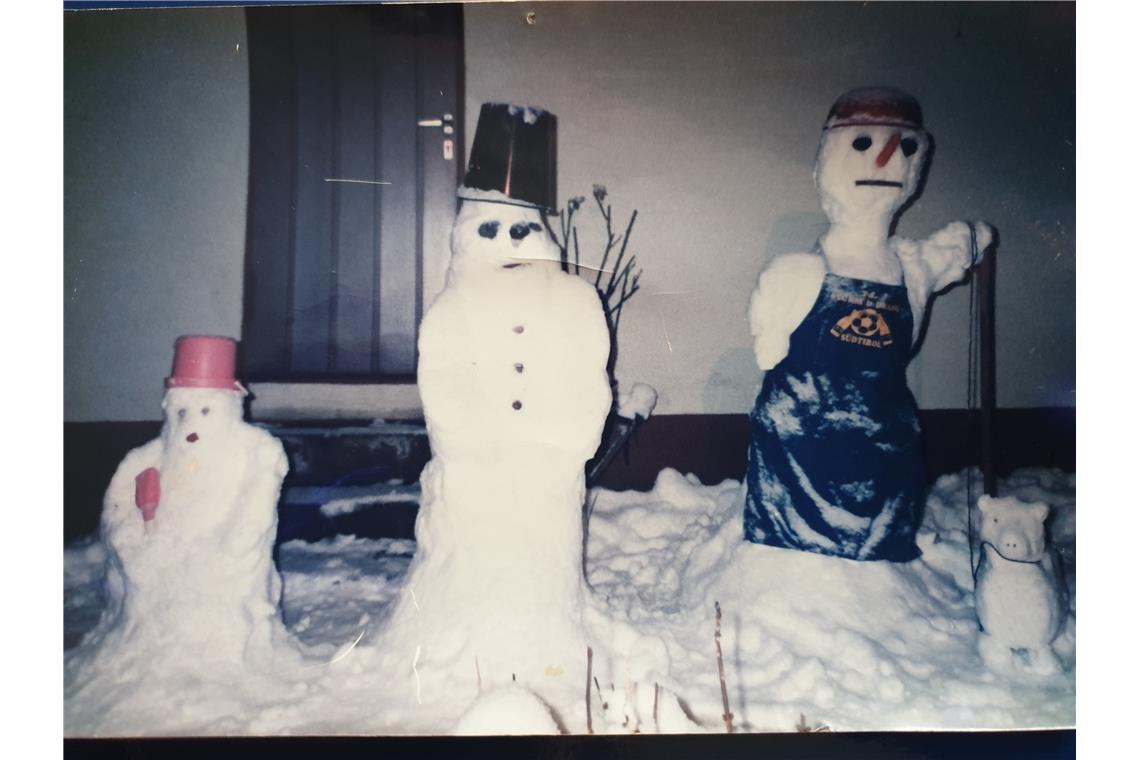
(972, 222, 995, 264)
(900, 221, 994, 299)
(103, 438, 163, 542)
(748, 253, 826, 371)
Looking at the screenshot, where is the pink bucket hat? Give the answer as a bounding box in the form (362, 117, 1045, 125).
(165, 335, 244, 392)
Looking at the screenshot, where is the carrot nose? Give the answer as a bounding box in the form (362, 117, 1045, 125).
(875, 132, 902, 168)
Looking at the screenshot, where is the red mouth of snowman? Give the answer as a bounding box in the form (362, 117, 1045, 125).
(186, 433, 199, 443)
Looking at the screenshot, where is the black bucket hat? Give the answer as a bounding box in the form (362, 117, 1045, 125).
(460, 102, 557, 212)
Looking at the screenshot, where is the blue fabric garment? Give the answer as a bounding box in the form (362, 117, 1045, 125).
(744, 272, 925, 561)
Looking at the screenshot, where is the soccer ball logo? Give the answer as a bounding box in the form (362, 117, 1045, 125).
(830, 307, 893, 346)
(849, 309, 884, 337)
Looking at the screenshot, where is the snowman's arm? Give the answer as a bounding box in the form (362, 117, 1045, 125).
(223, 431, 288, 555)
(747, 253, 827, 371)
(101, 438, 163, 546)
(416, 296, 482, 443)
(556, 278, 614, 456)
(897, 221, 994, 305)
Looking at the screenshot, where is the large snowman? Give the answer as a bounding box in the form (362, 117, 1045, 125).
(68, 336, 290, 683)
(379, 104, 612, 707)
(744, 87, 993, 561)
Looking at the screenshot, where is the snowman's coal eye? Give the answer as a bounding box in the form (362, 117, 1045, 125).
(478, 221, 500, 239)
(900, 137, 919, 157)
(177, 408, 187, 419)
(201, 407, 210, 416)
(528, 222, 542, 232)
(852, 135, 872, 152)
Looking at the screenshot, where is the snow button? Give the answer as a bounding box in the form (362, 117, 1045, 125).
(514, 363, 525, 373)
(512, 400, 523, 410)
(513, 325, 525, 334)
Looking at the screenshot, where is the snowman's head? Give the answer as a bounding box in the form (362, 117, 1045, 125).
(448, 194, 560, 281)
(160, 387, 244, 451)
(812, 88, 930, 226)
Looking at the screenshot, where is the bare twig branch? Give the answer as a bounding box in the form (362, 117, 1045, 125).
(715, 601, 734, 734)
(606, 210, 639, 298)
(586, 646, 594, 734)
(594, 194, 618, 287)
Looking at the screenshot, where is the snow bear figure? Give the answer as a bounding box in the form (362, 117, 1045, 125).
(974, 495, 1065, 675)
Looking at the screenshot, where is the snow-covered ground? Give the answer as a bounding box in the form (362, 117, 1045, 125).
(64, 467, 1074, 735)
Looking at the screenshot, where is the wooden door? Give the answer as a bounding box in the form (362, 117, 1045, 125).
(242, 4, 462, 380)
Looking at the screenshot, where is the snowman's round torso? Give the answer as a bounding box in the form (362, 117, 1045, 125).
(420, 264, 611, 459)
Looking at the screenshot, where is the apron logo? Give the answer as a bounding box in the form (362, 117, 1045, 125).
(830, 307, 894, 348)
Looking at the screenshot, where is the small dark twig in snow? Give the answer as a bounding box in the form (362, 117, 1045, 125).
(586, 646, 594, 734)
(715, 601, 734, 734)
(653, 682, 660, 727)
(594, 676, 608, 710)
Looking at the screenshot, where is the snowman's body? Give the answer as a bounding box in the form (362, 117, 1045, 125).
(381, 197, 612, 702)
(745, 90, 993, 561)
(78, 387, 289, 667)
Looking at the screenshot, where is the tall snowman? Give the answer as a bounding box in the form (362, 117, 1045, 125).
(68, 336, 291, 686)
(379, 104, 612, 707)
(744, 88, 993, 561)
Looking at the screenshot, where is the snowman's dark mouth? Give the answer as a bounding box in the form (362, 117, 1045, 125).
(502, 262, 530, 269)
(855, 180, 903, 188)
(186, 433, 199, 443)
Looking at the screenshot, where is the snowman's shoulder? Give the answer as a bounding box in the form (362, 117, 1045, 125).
(419, 284, 475, 337)
(241, 422, 281, 446)
(112, 438, 163, 480)
(757, 252, 827, 286)
(750, 252, 826, 313)
(552, 271, 604, 308)
(237, 423, 288, 467)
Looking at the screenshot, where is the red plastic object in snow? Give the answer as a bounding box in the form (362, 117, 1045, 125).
(135, 467, 161, 522)
(165, 335, 242, 391)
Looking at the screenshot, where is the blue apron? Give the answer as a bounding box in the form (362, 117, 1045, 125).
(744, 272, 925, 561)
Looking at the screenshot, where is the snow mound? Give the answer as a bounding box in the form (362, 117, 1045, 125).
(65, 468, 1074, 735)
(585, 467, 1075, 732)
(453, 685, 560, 735)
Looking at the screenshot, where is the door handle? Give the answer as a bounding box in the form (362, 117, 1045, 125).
(417, 114, 455, 135)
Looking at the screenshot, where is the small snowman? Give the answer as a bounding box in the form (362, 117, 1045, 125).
(744, 87, 994, 561)
(86, 336, 289, 665)
(379, 104, 612, 704)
